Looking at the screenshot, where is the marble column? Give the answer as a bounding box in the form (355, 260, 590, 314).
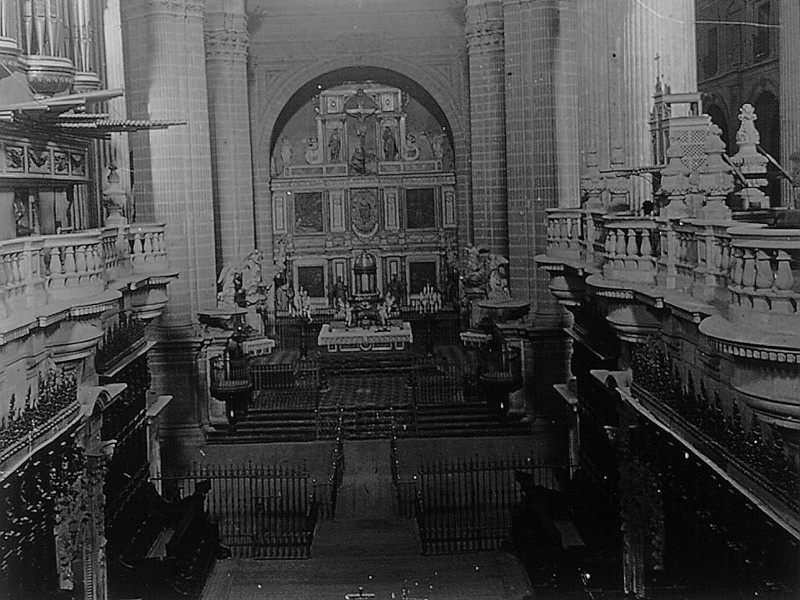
(121, 0, 217, 332)
(621, 0, 696, 211)
(466, 0, 508, 256)
(503, 0, 580, 311)
(205, 0, 256, 272)
(780, 0, 800, 208)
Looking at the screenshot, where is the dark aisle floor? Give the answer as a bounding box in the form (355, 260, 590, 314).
(201, 439, 533, 600)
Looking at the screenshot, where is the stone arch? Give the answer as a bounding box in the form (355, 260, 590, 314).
(254, 57, 466, 159)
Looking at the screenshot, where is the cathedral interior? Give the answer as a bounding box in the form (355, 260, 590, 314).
(1, 0, 799, 598)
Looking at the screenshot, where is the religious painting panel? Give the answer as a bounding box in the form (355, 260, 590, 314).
(406, 188, 436, 229)
(350, 188, 379, 239)
(297, 265, 326, 298)
(408, 261, 437, 295)
(294, 191, 324, 234)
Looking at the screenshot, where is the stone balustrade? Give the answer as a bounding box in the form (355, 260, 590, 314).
(726, 224, 800, 330)
(586, 210, 607, 268)
(546, 208, 583, 260)
(129, 224, 168, 274)
(602, 215, 659, 285)
(0, 223, 169, 323)
(42, 232, 105, 301)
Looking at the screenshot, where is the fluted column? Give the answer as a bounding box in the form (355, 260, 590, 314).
(578, 0, 626, 172)
(121, 0, 216, 331)
(780, 0, 800, 208)
(621, 0, 696, 210)
(466, 0, 507, 256)
(205, 0, 255, 272)
(503, 0, 580, 308)
(102, 0, 131, 215)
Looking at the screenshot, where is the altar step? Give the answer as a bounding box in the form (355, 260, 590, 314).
(206, 408, 318, 444)
(321, 350, 416, 375)
(414, 402, 531, 438)
(206, 402, 529, 444)
(317, 405, 415, 440)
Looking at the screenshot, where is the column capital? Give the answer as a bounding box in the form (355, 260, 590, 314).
(465, 1, 504, 51)
(121, 0, 205, 20)
(204, 12, 249, 61)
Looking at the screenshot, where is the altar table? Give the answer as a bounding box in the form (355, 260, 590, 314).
(317, 323, 413, 352)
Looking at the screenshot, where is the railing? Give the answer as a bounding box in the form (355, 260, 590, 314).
(631, 341, 799, 511)
(0, 223, 169, 323)
(315, 430, 344, 520)
(415, 453, 566, 554)
(251, 360, 320, 391)
(95, 311, 147, 373)
(546, 208, 583, 260)
(726, 224, 800, 327)
(389, 426, 419, 518)
(0, 369, 78, 460)
(128, 224, 169, 274)
(411, 359, 476, 406)
(154, 462, 316, 559)
(602, 215, 659, 285)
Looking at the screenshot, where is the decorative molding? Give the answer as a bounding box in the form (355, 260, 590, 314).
(204, 14, 249, 61)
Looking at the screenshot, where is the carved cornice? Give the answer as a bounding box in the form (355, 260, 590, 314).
(205, 28, 249, 61)
(205, 11, 249, 60)
(121, 0, 205, 20)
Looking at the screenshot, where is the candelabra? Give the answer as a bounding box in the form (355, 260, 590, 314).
(412, 284, 442, 356)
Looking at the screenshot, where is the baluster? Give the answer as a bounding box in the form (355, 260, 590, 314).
(565, 217, 573, 244)
(741, 248, 756, 289)
(49, 247, 62, 278)
(641, 229, 652, 257)
(143, 232, 154, 259)
(605, 229, 616, 255)
(624, 229, 636, 259)
(731, 248, 744, 287)
(754, 250, 772, 290)
(774, 251, 794, 291)
(616, 228, 627, 256)
(74, 244, 87, 276)
(63, 245, 76, 287)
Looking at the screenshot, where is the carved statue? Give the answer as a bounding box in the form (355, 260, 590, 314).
(349, 145, 366, 175)
(386, 274, 406, 307)
(328, 129, 342, 163)
(217, 249, 273, 333)
(304, 137, 323, 165)
(462, 244, 510, 299)
(383, 125, 398, 161)
(329, 276, 349, 308)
